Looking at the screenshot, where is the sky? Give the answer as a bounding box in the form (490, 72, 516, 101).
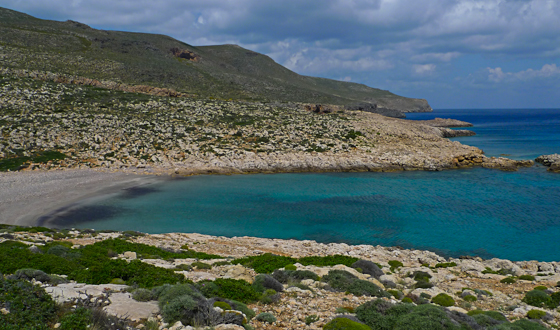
(1, 0, 560, 109)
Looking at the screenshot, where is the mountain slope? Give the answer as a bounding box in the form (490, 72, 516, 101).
(0, 7, 431, 111)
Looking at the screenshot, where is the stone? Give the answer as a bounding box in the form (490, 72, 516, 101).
(123, 251, 137, 259)
(215, 324, 245, 330)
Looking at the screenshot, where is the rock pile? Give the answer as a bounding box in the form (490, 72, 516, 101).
(536, 154, 560, 172)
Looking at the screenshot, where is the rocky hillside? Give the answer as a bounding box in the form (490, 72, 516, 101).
(0, 7, 430, 111)
(1, 226, 559, 329)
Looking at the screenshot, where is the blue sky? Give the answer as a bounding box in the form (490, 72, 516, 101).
(1, 0, 559, 108)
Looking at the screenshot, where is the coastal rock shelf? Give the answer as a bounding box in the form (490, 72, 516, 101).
(0, 70, 534, 175)
(1, 228, 559, 329)
(536, 154, 560, 173)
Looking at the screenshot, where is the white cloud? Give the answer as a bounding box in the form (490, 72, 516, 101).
(413, 64, 436, 75)
(487, 64, 560, 83)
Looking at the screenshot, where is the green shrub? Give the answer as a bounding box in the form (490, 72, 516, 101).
(132, 288, 154, 302)
(522, 290, 553, 308)
(355, 299, 413, 329)
(299, 255, 359, 267)
(347, 279, 390, 297)
(272, 269, 319, 283)
(201, 279, 260, 304)
(388, 260, 403, 272)
(464, 295, 477, 302)
(434, 262, 457, 268)
(252, 274, 284, 293)
(0, 278, 56, 330)
(230, 300, 256, 320)
(519, 275, 536, 281)
(260, 289, 280, 304)
(414, 280, 433, 289)
(256, 312, 277, 324)
(471, 314, 503, 328)
(402, 297, 413, 303)
(336, 307, 354, 314)
(59, 307, 92, 330)
(285, 264, 297, 271)
(175, 264, 193, 271)
(392, 304, 458, 330)
(232, 253, 296, 273)
(550, 292, 560, 307)
(388, 290, 404, 300)
(526, 310, 546, 320)
(495, 319, 548, 329)
(192, 261, 212, 270)
(323, 317, 371, 330)
(213, 301, 232, 310)
(533, 286, 547, 291)
(306, 314, 319, 325)
(501, 277, 517, 284)
(110, 278, 126, 285)
(431, 293, 455, 307)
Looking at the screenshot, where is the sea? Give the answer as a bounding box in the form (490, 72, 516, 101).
(40, 109, 560, 262)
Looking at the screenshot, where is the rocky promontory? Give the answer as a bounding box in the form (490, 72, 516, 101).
(536, 154, 560, 172)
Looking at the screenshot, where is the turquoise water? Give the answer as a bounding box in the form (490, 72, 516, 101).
(40, 109, 560, 261)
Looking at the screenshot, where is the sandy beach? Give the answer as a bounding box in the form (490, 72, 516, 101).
(0, 169, 163, 226)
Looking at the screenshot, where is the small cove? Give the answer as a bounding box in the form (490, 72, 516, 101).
(39, 109, 560, 261)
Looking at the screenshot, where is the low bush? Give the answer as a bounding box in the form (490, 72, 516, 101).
(522, 290, 554, 308)
(500, 319, 548, 329)
(272, 269, 319, 283)
(352, 260, 384, 279)
(284, 264, 297, 271)
(132, 288, 155, 302)
(229, 300, 256, 320)
(434, 262, 457, 268)
(255, 312, 277, 324)
(305, 314, 319, 325)
(213, 301, 232, 310)
(347, 279, 391, 297)
(533, 286, 547, 291)
(388, 290, 404, 300)
(59, 307, 92, 330)
(252, 274, 284, 293)
(192, 261, 212, 270)
(527, 310, 546, 320)
(232, 254, 359, 273)
(323, 317, 371, 330)
(501, 277, 517, 284)
(199, 279, 260, 304)
(298, 255, 359, 267)
(232, 253, 296, 273)
(0, 277, 56, 330)
(260, 289, 280, 304)
(388, 260, 403, 272)
(550, 292, 560, 307)
(519, 275, 536, 281)
(464, 295, 477, 302)
(431, 293, 455, 307)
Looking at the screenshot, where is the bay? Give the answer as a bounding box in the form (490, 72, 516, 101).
(40, 109, 560, 261)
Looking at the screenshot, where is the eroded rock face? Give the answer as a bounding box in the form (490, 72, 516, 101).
(170, 48, 201, 61)
(345, 103, 406, 118)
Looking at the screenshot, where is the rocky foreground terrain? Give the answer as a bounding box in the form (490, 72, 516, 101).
(0, 68, 536, 175)
(1, 227, 559, 330)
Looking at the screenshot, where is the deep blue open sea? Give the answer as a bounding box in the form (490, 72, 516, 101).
(42, 109, 560, 261)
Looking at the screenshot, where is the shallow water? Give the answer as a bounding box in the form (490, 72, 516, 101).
(40, 109, 560, 261)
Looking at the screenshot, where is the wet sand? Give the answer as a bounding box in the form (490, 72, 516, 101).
(0, 169, 164, 226)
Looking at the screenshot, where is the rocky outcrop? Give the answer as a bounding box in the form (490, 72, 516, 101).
(417, 118, 474, 128)
(170, 48, 201, 62)
(536, 154, 560, 172)
(373, 97, 433, 113)
(345, 103, 405, 118)
(439, 128, 476, 138)
(482, 157, 534, 171)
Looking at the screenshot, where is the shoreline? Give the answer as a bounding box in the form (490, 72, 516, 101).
(0, 168, 165, 227)
(0, 154, 542, 228)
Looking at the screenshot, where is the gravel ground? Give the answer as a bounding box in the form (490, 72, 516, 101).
(0, 169, 161, 226)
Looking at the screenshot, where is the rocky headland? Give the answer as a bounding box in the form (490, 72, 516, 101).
(0, 69, 536, 177)
(1, 227, 559, 330)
